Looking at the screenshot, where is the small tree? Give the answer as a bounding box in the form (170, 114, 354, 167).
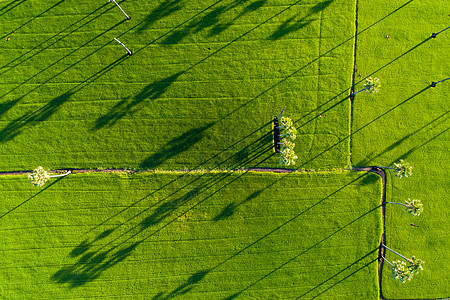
(393, 159, 413, 178)
(278, 138, 297, 166)
(28, 166, 71, 187)
(275, 115, 298, 166)
(384, 198, 423, 216)
(352, 77, 381, 96)
(278, 117, 297, 140)
(280, 147, 298, 166)
(381, 244, 425, 283)
(278, 116, 293, 130)
(376, 159, 412, 178)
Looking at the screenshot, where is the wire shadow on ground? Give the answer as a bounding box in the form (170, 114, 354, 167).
(0, 54, 127, 142)
(0, 2, 111, 74)
(0, 176, 64, 220)
(224, 204, 381, 299)
(52, 127, 274, 288)
(0, 92, 73, 142)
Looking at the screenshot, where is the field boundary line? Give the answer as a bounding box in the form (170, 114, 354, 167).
(0, 167, 351, 176)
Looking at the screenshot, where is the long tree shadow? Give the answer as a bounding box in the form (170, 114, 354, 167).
(83, 121, 271, 239)
(137, 0, 184, 34)
(207, 0, 268, 37)
(162, 0, 267, 44)
(269, 0, 334, 40)
(1, 18, 126, 101)
(52, 131, 274, 288)
(141, 187, 203, 229)
(362, 36, 432, 80)
(153, 172, 365, 299)
(392, 125, 449, 163)
(139, 121, 215, 169)
(160, 269, 210, 299)
(137, 136, 274, 230)
(52, 242, 141, 288)
(297, 85, 432, 169)
(0, 97, 20, 118)
(213, 189, 263, 221)
(0, 91, 72, 142)
(309, 258, 378, 299)
(93, 72, 183, 130)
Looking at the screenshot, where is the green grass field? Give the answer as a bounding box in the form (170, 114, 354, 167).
(0, 0, 355, 171)
(353, 0, 449, 298)
(0, 0, 449, 299)
(0, 171, 382, 299)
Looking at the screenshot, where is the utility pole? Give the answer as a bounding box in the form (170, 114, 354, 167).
(109, 0, 131, 20)
(114, 38, 132, 55)
(431, 77, 449, 87)
(431, 25, 450, 38)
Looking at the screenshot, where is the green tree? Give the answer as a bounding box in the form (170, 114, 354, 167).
(279, 139, 297, 166)
(392, 159, 413, 178)
(385, 199, 423, 216)
(278, 116, 294, 130)
(352, 77, 381, 96)
(381, 244, 425, 283)
(28, 166, 71, 187)
(278, 117, 297, 140)
(376, 159, 413, 178)
(280, 147, 298, 166)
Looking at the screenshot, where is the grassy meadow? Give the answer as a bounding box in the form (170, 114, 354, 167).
(0, 0, 355, 171)
(0, 0, 448, 299)
(352, 0, 449, 298)
(0, 171, 382, 299)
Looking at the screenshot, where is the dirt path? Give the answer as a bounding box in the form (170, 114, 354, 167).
(353, 166, 387, 300)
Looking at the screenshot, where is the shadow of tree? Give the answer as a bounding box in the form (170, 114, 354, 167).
(52, 242, 140, 288)
(0, 91, 72, 142)
(165, 270, 210, 299)
(269, 0, 334, 40)
(0, 176, 64, 220)
(139, 122, 215, 169)
(93, 72, 182, 130)
(137, 0, 184, 34)
(141, 187, 203, 229)
(0, 97, 20, 118)
(52, 125, 273, 289)
(162, 0, 267, 44)
(0, 0, 25, 13)
(69, 229, 115, 258)
(210, 0, 268, 36)
(296, 249, 378, 298)
(213, 189, 262, 221)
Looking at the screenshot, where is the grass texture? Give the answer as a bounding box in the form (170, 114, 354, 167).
(352, 0, 449, 298)
(0, 0, 448, 299)
(0, 0, 355, 171)
(0, 171, 382, 299)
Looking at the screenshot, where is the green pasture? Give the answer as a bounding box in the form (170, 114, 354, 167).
(0, 171, 382, 299)
(1, 0, 449, 299)
(0, 0, 355, 171)
(353, 0, 449, 298)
